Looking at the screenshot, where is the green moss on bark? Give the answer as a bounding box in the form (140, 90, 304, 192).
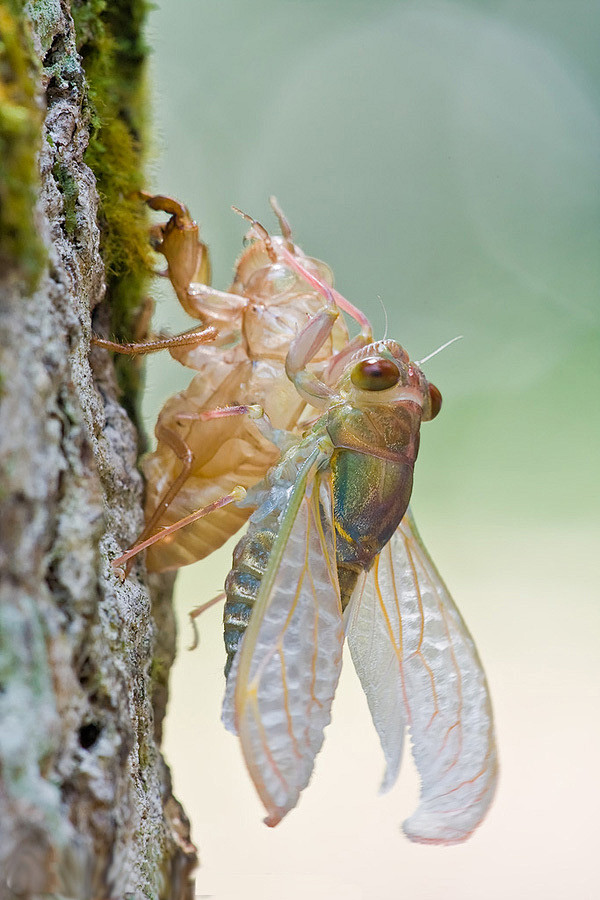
(72, 0, 153, 413)
(52, 160, 79, 235)
(0, 2, 45, 289)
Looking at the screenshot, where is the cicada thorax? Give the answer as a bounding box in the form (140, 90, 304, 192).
(327, 401, 423, 609)
(142, 235, 349, 572)
(323, 340, 435, 608)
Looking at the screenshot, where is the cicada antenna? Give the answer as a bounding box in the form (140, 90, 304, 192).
(269, 195, 295, 252)
(231, 205, 277, 263)
(415, 335, 463, 366)
(376, 294, 389, 341)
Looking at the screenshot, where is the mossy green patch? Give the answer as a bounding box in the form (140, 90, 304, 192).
(149, 654, 167, 686)
(52, 161, 79, 236)
(0, 3, 46, 289)
(72, 0, 153, 420)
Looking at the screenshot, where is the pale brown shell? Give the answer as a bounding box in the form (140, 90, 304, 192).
(142, 235, 350, 572)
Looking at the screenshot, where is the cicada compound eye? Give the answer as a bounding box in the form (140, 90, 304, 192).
(351, 357, 400, 392)
(427, 382, 442, 420)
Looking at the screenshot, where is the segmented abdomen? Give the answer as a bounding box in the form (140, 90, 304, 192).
(223, 526, 276, 676)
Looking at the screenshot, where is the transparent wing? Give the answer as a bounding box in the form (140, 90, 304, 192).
(345, 564, 407, 795)
(346, 508, 498, 844)
(222, 464, 344, 826)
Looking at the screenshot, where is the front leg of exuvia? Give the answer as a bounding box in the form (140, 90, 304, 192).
(140, 191, 211, 304)
(92, 190, 219, 357)
(141, 191, 247, 333)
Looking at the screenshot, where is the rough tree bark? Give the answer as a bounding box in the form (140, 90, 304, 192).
(0, 2, 196, 897)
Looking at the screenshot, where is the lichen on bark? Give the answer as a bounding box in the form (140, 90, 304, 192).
(0, 2, 196, 898)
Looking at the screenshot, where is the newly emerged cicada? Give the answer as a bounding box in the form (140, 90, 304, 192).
(114, 200, 497, 843)
(219, 286, 498, 843)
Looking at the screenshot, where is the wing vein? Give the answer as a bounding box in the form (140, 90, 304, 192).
(403, 534, 439, 726)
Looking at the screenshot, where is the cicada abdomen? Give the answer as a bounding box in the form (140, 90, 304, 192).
(223, 525, 276, 677)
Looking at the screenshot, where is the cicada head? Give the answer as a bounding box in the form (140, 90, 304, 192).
(343, 340, 442, 421)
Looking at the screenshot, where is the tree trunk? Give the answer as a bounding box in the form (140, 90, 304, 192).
(0, 2, 196, 897)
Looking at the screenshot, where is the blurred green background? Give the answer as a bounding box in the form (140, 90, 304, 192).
(141, 2, 599, 898)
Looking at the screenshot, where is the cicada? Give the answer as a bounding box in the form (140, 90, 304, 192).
(135, 195, 369, 572)
(215, 263, 498, 843)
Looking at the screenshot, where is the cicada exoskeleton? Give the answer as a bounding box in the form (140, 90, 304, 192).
(136, 196, 368, 572)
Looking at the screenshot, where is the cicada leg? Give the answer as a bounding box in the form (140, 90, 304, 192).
(188, 592, 226, 651)
(138, 421, 198, 555)
(284, 279, 375, 406)
(91, 326, 217, 356)
(114, 420, 197, 577)
(116, 404, 285, 577)
(144, 194, 249, 337)
(112, 484, 248, 577)
(285, 307, 340, 406)
(142, 192, 249, 329)
(140, 191, 211, 302)
(140, 191, 191, 219)
(231, 206, 278, 264)
(176, 403, 292, 451)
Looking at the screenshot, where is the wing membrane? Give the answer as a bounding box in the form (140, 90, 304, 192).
(222, 464, 343, 826)
(347, 509, 498, 844)
(345, 566, 407, 793)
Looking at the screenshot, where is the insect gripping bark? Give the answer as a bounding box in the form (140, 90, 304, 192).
(114, 196, 498, 844)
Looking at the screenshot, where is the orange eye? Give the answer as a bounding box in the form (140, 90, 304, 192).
(428, 383, 442, 419)
(351, 358, 400, 392)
